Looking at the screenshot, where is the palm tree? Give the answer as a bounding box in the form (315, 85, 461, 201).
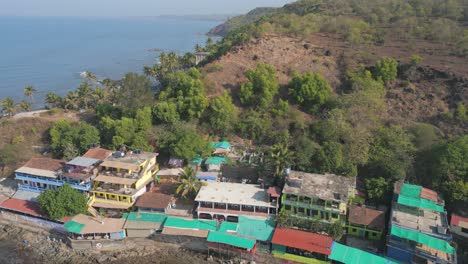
(19, 100, 31, 112)
(63, 91, 79, 111)
(0, 97, 16, 117)
(45, 92, 62, 108)
(270, 143, 292, 177)
(77, 82, 93, 109)
(92, 87, 106, 105)
(24, 85, 37, 104)
(176, 167, 203, 198)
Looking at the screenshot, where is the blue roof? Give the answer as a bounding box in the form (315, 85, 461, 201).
(213, 141, 231, 149)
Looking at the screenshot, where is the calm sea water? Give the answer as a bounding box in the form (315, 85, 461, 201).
(0, 16, 220, 106)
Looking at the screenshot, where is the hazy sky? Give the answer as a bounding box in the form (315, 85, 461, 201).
(0, 0, 294, 17)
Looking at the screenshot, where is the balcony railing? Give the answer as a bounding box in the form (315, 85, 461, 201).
(18, 184, 43, 193)
(15, 174, 91, 191)
(282, 199, 341, 213)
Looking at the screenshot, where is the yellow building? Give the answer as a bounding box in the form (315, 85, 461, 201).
(89, 151, 159, 210)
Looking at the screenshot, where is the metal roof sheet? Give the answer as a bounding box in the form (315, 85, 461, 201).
(272, 228, 333, 255)
(391, 226, 454, 254)
(330, 242, 399, 264)
(66, 157, 100, 167)
(208, 231, 256, 250)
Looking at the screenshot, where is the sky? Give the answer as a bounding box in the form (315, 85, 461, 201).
(0, 0, 295, 17)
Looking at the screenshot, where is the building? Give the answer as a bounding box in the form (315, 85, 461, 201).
(64, 214, 126, 249)
(15, 158, 65, 193)
(156, 168, 184, 183)
(123, 212, 167, 238)
(347, 204, 386, 240)
(134, 183, 176, 213)
(207, 230, 257, 259)
(450, 214, 468, 239)
(387, 182, 457, 264)
(82, 147, 113, 160)
(89, 151, 159, 211)
(195, 182, 279, 222)
(196, 171, 219, 182)
(195, 52, 210, 65)
(161, 217, 218, 238)
(329, 242, 399, 264)
(281, 171, 356, 225)
(271, 228, 333, 264)
(62, 157, 101, 193)
(236, 216, 275, 252)
(204, 157, 227, 172)
(212, 141, 231, 156)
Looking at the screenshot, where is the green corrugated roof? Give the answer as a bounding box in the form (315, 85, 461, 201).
(164, 217, 217, 231)
(400, 183, 422, 198)
(397, 195, 444, 212)
(212, 141, 231, 149)
(237, 216, 275, 242)
(64, 220, 85, 234)
(205, 157, 227, 165)
(218, 221, 238, 233)
(126, 212, 167, 223)
(391, 226, 454, 254)
(208, 231, 256, 249)
(330, 242, 399, 264)
(190, 156, 203, 164)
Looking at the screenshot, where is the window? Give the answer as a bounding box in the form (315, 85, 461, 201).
(311, 210, 318, 216)
(23, 180, 28, 184)
(462, 227, 468, 234)
(297, 207, 305, 214)
(352, 228, 357, 232)
(331, 213, 338, 219)
(284, 205, 291, 211)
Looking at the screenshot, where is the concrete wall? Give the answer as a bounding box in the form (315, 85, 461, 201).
(68, 238, 125, 250)
(126, 229, 153, 238)
(151, 234, 207, 252)
(0, 210, 66, 234)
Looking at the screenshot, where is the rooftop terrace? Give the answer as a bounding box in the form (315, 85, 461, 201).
(391, 203, 449, 237)
(282, 170, 356, 202)
(195, 182, 276, 208)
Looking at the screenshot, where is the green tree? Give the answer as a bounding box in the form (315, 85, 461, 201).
(289, 72, 332, 113)
(135, 107, 152, 131)
(44, 92, 62, 109)
(270, 143, 292, 177)
(455, 103, 467, 121)
(373, 57, 398, 83)
(63, 91, 79, 111)
(367, 125, 415, 180)
(19, 100, 31, 112)
(327, 222, 344, 241)
(442, 180, 467, 212)
(170, 129, 212, 162)
(207, 91, 238, 135)
(117, 73, 153, 110)
(23, 85, 37, 104)
(50, 120, 100, 158)
(365, 177, 391, 206)
(240, 63, 279, 109)
(0, 144, 17, 174)
(38, 184, 88, 220)
(408, 123, 441, 151)
(77, 82, 94, 109)
(152, 102, 180, 124)
(176, 167, 203, 198)
(432, 135, 468, 183)
(271, 99, 290, 117)
(1, 97, 16, 117)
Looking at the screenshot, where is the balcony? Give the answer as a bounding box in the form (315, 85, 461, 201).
(18, 184, 43, 193)
(282, 198, 342, 213)
(15, 173, 91, 191)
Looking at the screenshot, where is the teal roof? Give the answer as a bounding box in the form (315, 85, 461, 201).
(237, 216, 275, 242)
(125, 212, 167, 223)
(400, 183, 422, 198)
(391, 226, 454, 254)
(205, 157, 227, 165)
(397, 195, 445, 212)
(190, 156, 203, 164)
(213, 141, 231, 149)
(330, 242, 399, 264)
(218, 221, 238, 233)
(64, 220, 85, 234)
(208, 231, 256, 250)
(164, 217, 218, 231)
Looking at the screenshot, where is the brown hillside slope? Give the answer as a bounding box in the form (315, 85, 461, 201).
(203, 34, 467, 135)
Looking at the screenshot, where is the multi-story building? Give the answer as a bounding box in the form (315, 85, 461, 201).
(387, 182, 457, 264)
(15, 157, 99, 194)
(89, 151, 159, 211)
(281, 170, 356, 225)
(195, 182, 280, 222)
(347, 204, 386, 240)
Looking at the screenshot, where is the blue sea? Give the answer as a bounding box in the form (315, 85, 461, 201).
(0, 16, 220, 107)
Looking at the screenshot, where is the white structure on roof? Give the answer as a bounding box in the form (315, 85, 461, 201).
(195, 182, 279, 221)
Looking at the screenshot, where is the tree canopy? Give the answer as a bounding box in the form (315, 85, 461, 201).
(38, 184, 88, 220)
(240, 63, 279, 109)
(50, 120, 100, 159)
(289, 72, 332, 113)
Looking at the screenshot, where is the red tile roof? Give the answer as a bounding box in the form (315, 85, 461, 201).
(23, 157, 64, 171)
(420, 188, 438, 202)
(135, 192, 173, 209)
(451, 214, 468, 227)
(348, 205, 386, 230)
(0, 198, 45, 218)
(82, 147, 113, 160)
(271, 228, 333, 255)
(267, 186, 281, 198)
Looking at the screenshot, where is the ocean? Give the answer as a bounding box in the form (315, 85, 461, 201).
(0, 16, 220, 107)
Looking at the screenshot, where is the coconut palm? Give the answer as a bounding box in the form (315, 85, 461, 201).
(19, 100, 31, 112)
(176, 166, 203, 198)
(270, 143, 292, 177)
(45, 92, 62, 108)
(92, 87, 106, 105)
(24, 85, 37, 104)
(0, 97, 16, 117)
(63, 91, 79, 111)
(77, 82, 93, 109)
